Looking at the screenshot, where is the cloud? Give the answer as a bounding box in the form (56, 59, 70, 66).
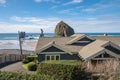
(66, 19, 120, 33)
(82, 8, 97, 13)
(11, 16, 27, 22)
(0, 0, 6, 5)
(58, 8, 79, 15)
(1, 16, 119, 33)
(0, 22, 55, 33)
(99, 14, 120, 20)
(1, 19, 120, 33)
(34, 0, 58, 3)
(34, 0, 42, 3)
(58, 9, 73, 14)
(63, 0, 83, 5)
(10, 16, 61, 26)
(51, 5, 57, 9)
(81, 0, 120, 13)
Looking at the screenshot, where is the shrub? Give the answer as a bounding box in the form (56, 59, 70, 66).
(28, 62, 37, 71)
(22, 59, 29, 64)
(0, 71, 57, 80)
(37, 62, 87, 80)
(22, 56, 38, 64)
(25, 56, 38, 62)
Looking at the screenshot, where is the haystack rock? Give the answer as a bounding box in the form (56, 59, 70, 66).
(55, 21, 75, 37)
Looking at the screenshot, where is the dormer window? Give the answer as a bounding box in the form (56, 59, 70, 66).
(75, 41, 91, 43)
(67, 35, 95, 46)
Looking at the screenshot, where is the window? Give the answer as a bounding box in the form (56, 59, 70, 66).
(103, 53, 115, 58)
(46, 56, 50, 60)
(94, 52, 115, 59)
(56, 56, 60, 60)
(51, 56, 55, 60)
(45, 55, 60, 60)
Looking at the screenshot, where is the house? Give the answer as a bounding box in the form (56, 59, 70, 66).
(35, 34, 120, 64)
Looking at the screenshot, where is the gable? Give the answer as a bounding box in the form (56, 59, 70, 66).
(70, 36, 94, 46)
(88, 49, 120, 61)
(105, 45, 120, 55)
(95, 52, 115, 58)
(78, 37, 93, 41)
(42, 46, 64, 52)
(67, 34, 95, 45)
(37, 41, 73, 55)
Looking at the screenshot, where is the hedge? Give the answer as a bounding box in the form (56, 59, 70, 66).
(0, 71, 57, 80)
(22, 59, 29, 64)
(22, 56, 38, 64)
(37, 63, 88, 80)
(27, 62, 37, 71)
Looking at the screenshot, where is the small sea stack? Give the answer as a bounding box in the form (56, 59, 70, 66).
(55, 21, 75, 37)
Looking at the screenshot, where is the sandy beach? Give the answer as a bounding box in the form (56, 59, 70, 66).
(0, 40, 38, 51)
(0, 40, 37, 67)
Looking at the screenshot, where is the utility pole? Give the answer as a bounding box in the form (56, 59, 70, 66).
(18, 31, 23, 55)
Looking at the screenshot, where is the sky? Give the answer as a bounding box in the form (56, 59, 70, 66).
(0, 0, 120, 33)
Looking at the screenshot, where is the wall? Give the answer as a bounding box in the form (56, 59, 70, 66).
(38, 54, 45, 62)
(38, 53, 80, 62)
(60, 54, 80, 60)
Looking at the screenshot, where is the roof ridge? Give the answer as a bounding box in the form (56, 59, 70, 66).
(66, 34, 86, 44)
(78, 39, 109, 60)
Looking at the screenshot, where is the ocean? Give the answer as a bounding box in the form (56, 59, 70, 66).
(0, 33, 120, 50)
(0, 33, 53, 40)
(0, 33, 120, 40)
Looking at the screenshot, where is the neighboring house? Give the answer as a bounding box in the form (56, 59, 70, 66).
(35, 34, 120, 65)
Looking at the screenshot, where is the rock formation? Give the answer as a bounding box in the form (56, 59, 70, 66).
(55, 21, 75, 37)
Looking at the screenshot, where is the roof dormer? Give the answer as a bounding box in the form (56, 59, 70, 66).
(66, 34, 95, 46)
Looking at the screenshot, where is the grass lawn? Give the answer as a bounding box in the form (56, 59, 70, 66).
(22, 62, 36, 69)
(22, 63, 29, 69)
(41, 60, 83, 65)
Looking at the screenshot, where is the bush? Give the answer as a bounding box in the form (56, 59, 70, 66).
(22, 59, 29, 64)
(25, 56, 38, 62)
(22, 56, 38, 64)
(28, 62, 37, 71)
(37, 62, 87, 80)
(0, 71, 57, 80)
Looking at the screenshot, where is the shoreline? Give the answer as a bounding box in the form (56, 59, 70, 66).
(0, 40, 38, 51)
(0, 49, 34, 55)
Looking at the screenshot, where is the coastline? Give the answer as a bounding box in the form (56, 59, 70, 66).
(0, 33, 120, 55)
(0, 40, 37, 51)
(0, 40, 37, 55)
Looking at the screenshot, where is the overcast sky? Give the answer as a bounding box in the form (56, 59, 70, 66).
(0, 0, 120, 33)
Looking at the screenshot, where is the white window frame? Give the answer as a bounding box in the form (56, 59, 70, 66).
(45, 55, 60, 61)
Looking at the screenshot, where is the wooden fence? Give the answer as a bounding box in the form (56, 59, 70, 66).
(0, 54, 30, 67)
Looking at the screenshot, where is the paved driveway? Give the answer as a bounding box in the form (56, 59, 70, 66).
(0, 62, 35, 74)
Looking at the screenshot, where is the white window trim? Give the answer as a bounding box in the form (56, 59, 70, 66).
(45, 55, 60, 61)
